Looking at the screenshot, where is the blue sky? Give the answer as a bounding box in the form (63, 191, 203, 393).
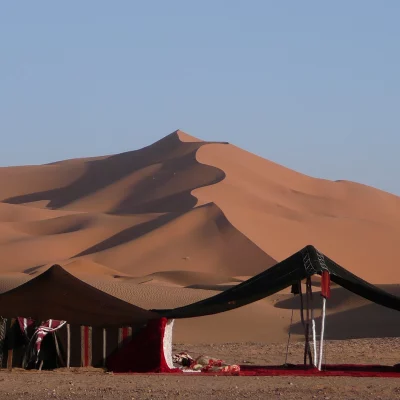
(1, 1, 399, 195)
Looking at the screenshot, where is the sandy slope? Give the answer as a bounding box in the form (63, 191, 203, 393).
(0, 129, 399, 343)
(194, 143, 400, 282)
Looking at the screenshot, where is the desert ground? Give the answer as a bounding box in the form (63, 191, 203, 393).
(1, 130, 400, 398)
(1, 339, 400, 399)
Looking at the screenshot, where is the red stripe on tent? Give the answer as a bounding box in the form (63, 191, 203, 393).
(321, 271, 331, 298)
(108, 318, 175, 373)
(81, 326, 92, 367)
(118, 327, 132, 348)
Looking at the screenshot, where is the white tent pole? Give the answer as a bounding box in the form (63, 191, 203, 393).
(308, 278, 318, 368)
(318, 297, 326, 371)
(66, 324, 71, 369)
(102, 328, 107, 368)
(311, 307, 318, 367)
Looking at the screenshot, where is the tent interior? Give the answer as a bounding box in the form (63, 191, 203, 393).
(1, 245, 400, 377)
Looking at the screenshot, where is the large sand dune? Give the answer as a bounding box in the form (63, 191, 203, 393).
(0, 130, 399, 342)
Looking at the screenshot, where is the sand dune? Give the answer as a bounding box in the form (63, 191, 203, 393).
(80, 203, 276, 277)
(194, 143, 400, 282)
(0, 202, 77, 223)
(0, 129, 399, 342)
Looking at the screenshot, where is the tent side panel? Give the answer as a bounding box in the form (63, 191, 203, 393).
(0, 319, 26, 369)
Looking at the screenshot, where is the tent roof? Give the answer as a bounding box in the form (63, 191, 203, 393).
(0, 264, 158, 327)
(156, 245, 400, 319)
(2, 245, 399, 327)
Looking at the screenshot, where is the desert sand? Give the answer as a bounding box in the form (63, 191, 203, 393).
(1, 339, 400, 399)
(0, 130, 400, 347)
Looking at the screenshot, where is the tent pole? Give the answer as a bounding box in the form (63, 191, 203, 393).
(66, 324, 71, 369)
(299, 281, 312, 365)
(284, 296, 295, 365)
(305, 281, 310, 365)
(53, 331, 63, 367)
(7, 318, 16, 371)
(318, 297, 327, 371)
(305, 279, 313, 366)
(0, 317, 6, 369)
(298, 282, 306, 365)
(285, 283, 300, 366)
(311, 311, 318, 367)
(318, 270, 330, 371)
(102, 328, 107, 368)
(308, 278, 318, 368)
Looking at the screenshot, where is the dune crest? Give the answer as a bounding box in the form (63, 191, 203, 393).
(193, 143, 400, 282)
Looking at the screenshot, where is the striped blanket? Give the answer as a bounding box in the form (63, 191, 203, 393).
(17, 317, 66, 368)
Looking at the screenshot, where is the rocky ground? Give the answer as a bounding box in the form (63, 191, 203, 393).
(1, 338, 400, 399)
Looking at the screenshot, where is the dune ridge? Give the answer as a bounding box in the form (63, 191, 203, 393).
(0, 129, 399, 342)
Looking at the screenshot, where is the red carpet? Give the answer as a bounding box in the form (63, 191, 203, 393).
(237, 364, 400, 377)
(115, 364, 400, 377)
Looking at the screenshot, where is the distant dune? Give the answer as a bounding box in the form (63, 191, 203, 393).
(0, 130, 399, 343)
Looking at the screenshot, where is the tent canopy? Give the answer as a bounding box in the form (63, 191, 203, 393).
(155, 245, 400, 319)
(1, 245, 399, 326)
(0, 264, 158, 327)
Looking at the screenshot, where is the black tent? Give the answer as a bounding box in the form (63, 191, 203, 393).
(155, 245, 400, 318)
(1, 245, 400, 373)
(0, 264, 158, 327)
(1, 245, 399, 325)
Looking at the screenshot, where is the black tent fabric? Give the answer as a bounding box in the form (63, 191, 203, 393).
(0, 265, 158, 327)
(155, 245, 400, 318)
(1, 245, 399, 326)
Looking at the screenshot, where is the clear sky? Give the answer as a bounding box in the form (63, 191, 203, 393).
(1, 1, 399, 195)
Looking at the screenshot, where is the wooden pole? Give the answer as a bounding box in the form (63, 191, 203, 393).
(67, 324, 71, 368)
(318, 297, 327, 371)
(7, 318, 16, 371)
(0, 317, 7, 369)
(102, 328, 107, 368)
(308, 278, 318, 367)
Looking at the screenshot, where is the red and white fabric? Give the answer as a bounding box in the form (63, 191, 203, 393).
(80, 326, 92, 367)
(107, 318, 177, 373)
(17, 317, 66, 366)
(118, 326, 132, 348)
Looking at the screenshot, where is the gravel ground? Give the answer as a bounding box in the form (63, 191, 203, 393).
(1, 338, 400, 400)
